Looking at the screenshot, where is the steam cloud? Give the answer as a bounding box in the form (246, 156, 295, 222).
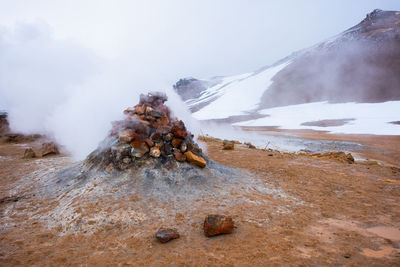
(0, 22, 200, 159)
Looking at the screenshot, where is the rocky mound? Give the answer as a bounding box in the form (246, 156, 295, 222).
(85, 92, 207, 172)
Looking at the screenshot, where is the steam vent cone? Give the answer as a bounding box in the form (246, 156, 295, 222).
(70, 91, 238, 197)
(85, 92, 207, 171)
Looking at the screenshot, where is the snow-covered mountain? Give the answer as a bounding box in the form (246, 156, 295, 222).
(174, 10, 400, 134)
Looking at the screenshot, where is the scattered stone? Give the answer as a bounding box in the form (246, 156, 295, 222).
(223, 140, 235, 150)
(155, 227, 180, 243)
(204, 214, 234, 237)
(311, 152, 355, 164)
(245, 142, 256, 149)
(184, 151, 206, 168)
(23, 147, 36, 158)
(41, 142, 60, 157)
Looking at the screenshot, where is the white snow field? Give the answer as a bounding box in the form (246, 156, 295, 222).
(191, 61, 291, 120)
(234, 101, 400, 135)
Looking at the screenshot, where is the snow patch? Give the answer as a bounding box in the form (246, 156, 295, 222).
(235, 101, 400, 135)
(192, 61, 291, 120)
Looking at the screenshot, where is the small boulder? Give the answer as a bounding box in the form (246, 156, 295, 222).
(222, 140, 234, 150)
(204, 214, 234, 237)
(41, 142, 60, 157)
(155, 227, 180, 243)
(184, 151, 206, 168)
(23, 147, 36, 158)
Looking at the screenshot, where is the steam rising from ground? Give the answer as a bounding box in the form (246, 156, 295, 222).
(0, 22, 202, 159)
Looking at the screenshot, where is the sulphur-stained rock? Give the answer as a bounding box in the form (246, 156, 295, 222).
(130, 141, 149, 158)
(41, 142, 60, 157)
(184, 151, 206, 168)
(155, 227, 180, 243)
(173, 148, 186, 162)
(150, 147, 161, 158)
(223, 140, 235, 150)
(172, 138, 183, 148)
(204, 214, 234, 237)
(23, 147, 36, 158)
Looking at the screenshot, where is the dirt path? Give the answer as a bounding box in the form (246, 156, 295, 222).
(0, 135, 400, 266)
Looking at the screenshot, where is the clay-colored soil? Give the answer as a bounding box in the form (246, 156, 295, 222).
(1, 133, 400, 266)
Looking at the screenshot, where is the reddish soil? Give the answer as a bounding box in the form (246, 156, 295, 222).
(1, 132, 400, 266)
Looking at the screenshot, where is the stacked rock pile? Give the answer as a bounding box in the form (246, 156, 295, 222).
(97, 92, 206, 170)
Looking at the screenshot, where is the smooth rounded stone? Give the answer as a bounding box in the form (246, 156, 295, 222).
(223, 140, 235, 150)
(150, 147, 161, 158)
(173, 148, 186, 162)
(41, 142, 60, 157)
(23, 147, 36, 158)
(155, 227, 180, 243)
(204, 214, 234, 237)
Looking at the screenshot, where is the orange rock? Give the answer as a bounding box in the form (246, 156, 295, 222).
(184, 151, 206, 168)
(172, 138, 183, 148)
(204, 214, 234, 237)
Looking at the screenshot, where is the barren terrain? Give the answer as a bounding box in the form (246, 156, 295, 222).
(1, 132, 400, 266)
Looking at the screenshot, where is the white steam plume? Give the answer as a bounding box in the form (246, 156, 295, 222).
(0, 22, 200, 159)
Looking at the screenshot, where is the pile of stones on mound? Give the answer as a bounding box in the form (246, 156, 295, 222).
(95, 92, 207, 171)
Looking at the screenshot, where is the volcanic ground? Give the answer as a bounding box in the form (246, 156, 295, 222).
(0, 103, 400, 266)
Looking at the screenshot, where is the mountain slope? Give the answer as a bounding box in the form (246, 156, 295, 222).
(174, 9, 400, 126)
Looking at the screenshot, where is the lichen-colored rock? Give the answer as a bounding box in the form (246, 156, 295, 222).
(184, 151, 206, 168)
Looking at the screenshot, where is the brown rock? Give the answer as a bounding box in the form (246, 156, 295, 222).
(23, 147, 36, 158)
(155, 227, 180, 243)
(150, 147, 161, 158)
(184, 151, 206, 168)
(150, 132, 162, 142)
(173, 148, 186, 162)
(172, 138, 183, 148)
(172, 125, 187, 139)
(204, 214, 234, 237)
(245, 142, 256, 149)
(41, 142, 60, 157)
(223, 140, 235, 150)
(130, 141, 149, 158)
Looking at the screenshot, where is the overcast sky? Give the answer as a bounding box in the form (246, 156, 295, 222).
(1, 0, 399, 81)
